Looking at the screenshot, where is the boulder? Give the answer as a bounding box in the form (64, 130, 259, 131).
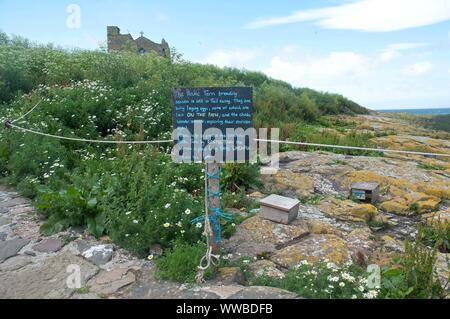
(223, 216, 309, 257)
(0, 216, 12, 227)
(381, 235, 403, 252)
(271, 234, 350, 268)
(33, 238, 63, 253)
(79, 243, 113, 266)
(250, 260, 285, 279)
(271, 170, 314, 197)
(380, 198, 409, 215)
(295, 219, 342, 237)
(416, 199, 440, 213)
(242, 216, 309, 245)
(318, 199, 379, 222)
(88, 268, 136, 295)
(0, 255, 32, 272)
(346, 227, 378, 262)
(0, 252, 98, 298)
(350, 204, 378, 221)
(215, 267, 245, 285)
(0, 237, 30, 262)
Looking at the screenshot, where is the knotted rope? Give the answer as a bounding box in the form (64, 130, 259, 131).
(192, 164, 232, 283)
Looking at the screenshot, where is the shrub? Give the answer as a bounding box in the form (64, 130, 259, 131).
(418, 221, 449, 253)
(285, 122, 382, 157)
(37, 184, 104, 236)
(98, 150, 205, 256)
(221, 163, 262, 193)
(155, 241, 216, 283)
(380, 236, 442, 299)
(221, 190, 258, 210)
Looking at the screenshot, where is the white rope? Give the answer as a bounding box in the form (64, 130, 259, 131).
(6, 99, 173, 144)
(11, 100, 42, 123)
(195, 162, 220, 284)
(8, 123, 173, 144)
(255, 139, 450, 158)
(6, 100, 449, 156)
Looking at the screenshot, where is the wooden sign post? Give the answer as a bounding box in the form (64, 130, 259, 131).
(206, 160, 220, 253)
(172, 87, 253, 257)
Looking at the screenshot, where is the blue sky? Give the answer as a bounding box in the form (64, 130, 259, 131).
(1, 0, 450, 110)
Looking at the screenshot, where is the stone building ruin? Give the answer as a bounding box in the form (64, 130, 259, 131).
(107, 26, 170, 57)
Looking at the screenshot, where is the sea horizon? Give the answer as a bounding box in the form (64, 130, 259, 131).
(375, 107, 450, 115)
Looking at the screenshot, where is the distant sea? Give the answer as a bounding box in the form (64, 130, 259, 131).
(380, 108, 450, 115)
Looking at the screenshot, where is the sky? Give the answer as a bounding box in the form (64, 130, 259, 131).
(1, 0, 450, 110)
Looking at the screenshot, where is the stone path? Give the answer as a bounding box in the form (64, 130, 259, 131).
(0, 185, 297, 299)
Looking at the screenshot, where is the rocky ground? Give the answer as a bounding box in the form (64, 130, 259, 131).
(0, 114, 449, 299)
(0, 185, 299, 299)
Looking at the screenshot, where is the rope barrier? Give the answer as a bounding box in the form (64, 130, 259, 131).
(5, 100, 173, 145)
(5, 101, 450, 156)
(7, 123, 173, 145)
(254, 138, 450, 158)
(5, 124, 450, 156)
(11, 100, 42, 123)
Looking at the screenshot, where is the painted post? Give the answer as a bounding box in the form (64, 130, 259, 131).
(206, 159, 220, 253)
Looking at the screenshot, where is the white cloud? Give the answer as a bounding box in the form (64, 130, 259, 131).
(401, 61, 433, 76)
(379, 50, 401, 62)
(204, 49, 257, 68)
(154, 11, 169, 22)
(386, 43, 429, 51)
(245, 0, 450, 32)
(378, 42, 429, 62)
(265, 49, 369, 89)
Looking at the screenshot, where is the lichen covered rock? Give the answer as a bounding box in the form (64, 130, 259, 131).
(271, 234, 350, 268)
(379, 198, 409, 215)
(250, 260, 285, 279)
(222, 216, 309, 257)
(272, 170, 314, 197)
(318, 199, 379, 222)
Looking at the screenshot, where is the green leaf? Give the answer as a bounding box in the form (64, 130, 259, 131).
(383, 268, 403, 277)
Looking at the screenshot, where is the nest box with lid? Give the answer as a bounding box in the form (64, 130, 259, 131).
(351, 182, 380, 203)
(259, 194, 300, 225)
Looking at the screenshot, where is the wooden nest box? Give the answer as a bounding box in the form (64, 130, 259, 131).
(350, 182, 380, 203)
(260, 194, 300, 225)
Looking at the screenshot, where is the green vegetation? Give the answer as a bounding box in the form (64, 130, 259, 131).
(409, 202, 420, 213)
(381, 236, 442, 299)
(280, 122, 383, 156)
(221, 163, 262, 193)
(252, 235, 446, 299)
(417, 162, 446, 171)
(299, 194, 325, 205)
(252, 261, 374, 299)
(155, 241, 216, 283)
(418, 221, 449, 253)
(420, 114, 450, 133)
